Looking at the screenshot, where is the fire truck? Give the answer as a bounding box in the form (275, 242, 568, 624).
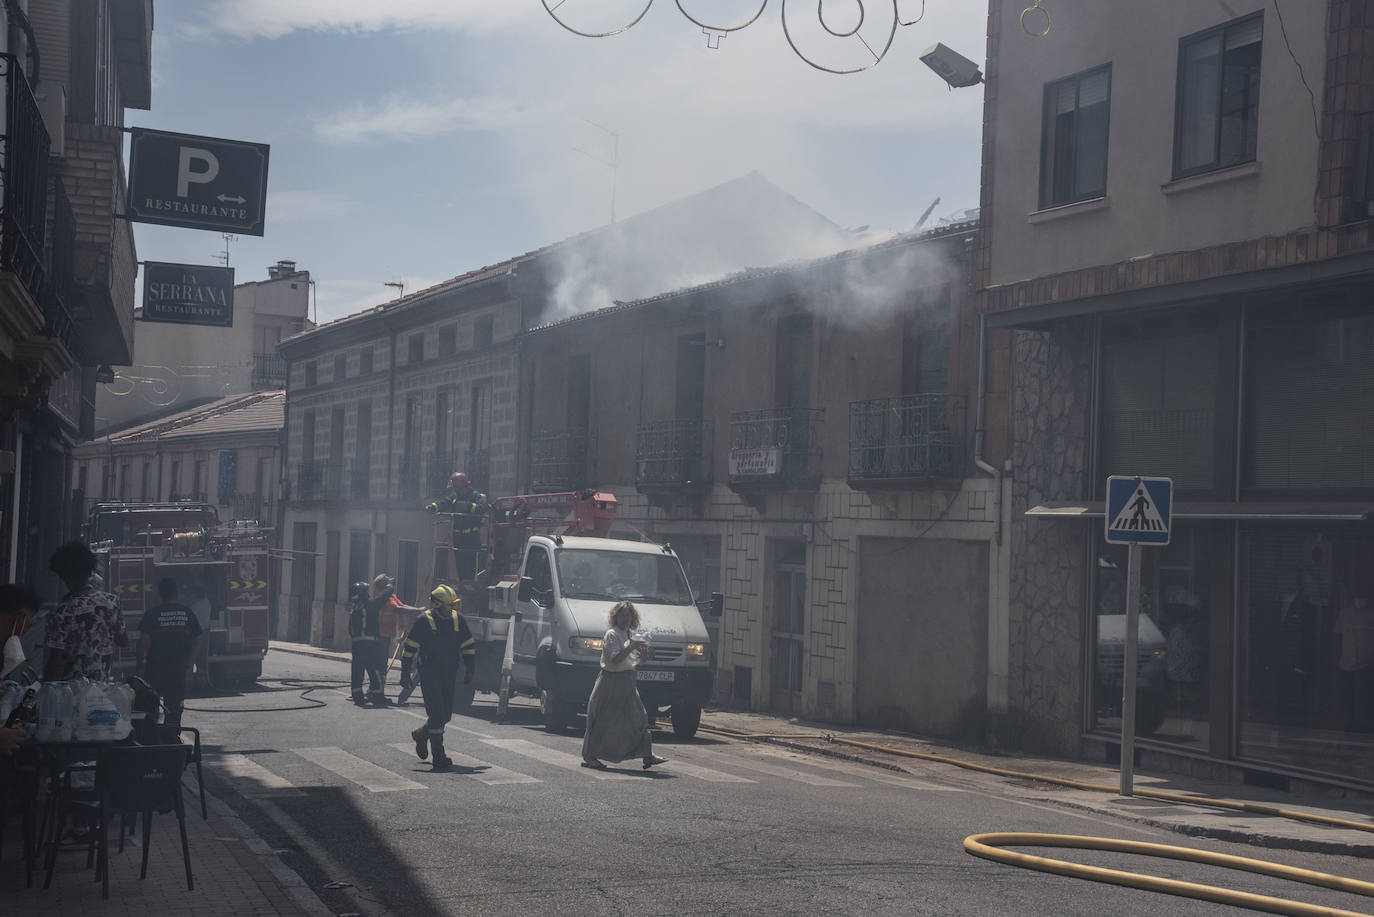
(438, 491, 720, 737)
(86, 501, 272, 687)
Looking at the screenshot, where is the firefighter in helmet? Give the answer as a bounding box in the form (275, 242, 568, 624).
(425, 472, 489, 584)
(399, 583, 476, 770)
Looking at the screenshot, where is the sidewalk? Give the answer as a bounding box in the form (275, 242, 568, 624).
(267, 640, 1374, 857)
(701, 709, 1374, 859)
(1, 783, 330, 916)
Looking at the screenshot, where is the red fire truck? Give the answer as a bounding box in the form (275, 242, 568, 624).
(86, 501, 272, 687)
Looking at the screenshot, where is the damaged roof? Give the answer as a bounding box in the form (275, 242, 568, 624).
(98, 391, 285, 444)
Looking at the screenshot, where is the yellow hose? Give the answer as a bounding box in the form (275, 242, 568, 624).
(964, 833, 1374, 917)
(695, 724, 1374, 835)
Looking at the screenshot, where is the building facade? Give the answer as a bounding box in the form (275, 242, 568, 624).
(94, 260, 311, 434)
(0, 0, 152, 591)
(979, 0, 1374, 788)
(522, 225, 1014, 735)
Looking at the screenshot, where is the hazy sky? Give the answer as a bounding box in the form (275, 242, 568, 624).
(128, 2, 987, 324)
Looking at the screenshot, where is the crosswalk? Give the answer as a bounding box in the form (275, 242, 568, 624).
(200, 735, 964, 799)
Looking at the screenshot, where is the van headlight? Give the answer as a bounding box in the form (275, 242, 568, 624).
(569, 636, 604, 656)
(686, 643, 706, 658)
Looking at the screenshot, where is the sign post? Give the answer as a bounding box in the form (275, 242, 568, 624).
(126, 128, 270, 235)
(1104, 474, 1173, 796)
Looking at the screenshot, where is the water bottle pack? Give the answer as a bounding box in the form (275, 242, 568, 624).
(15, 679, 135, 742)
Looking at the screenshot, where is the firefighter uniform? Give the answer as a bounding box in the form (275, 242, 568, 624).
(400, 584, 476, 769)
(348, 582, 388, 706)
(425, 473, 489, 583)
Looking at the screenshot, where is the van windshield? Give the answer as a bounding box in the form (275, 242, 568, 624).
(556, 549, 695, 606)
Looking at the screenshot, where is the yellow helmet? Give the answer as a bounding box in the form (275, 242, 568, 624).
(430, 583, 459, 607)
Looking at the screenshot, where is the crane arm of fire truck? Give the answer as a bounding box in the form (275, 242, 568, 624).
(488, 491, 617, 536)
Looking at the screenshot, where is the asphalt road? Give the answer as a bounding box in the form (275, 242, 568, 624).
(186, 650, 1374, 917)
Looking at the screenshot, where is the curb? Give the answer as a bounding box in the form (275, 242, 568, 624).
(268, 644, 351, 664)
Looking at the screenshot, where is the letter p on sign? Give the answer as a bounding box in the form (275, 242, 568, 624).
(177, 147, 220, 198)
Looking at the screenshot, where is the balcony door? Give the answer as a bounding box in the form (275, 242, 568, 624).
(675, 334, 707, 481)
(769, 542, 807, 714)
(776, 316, 812, 482)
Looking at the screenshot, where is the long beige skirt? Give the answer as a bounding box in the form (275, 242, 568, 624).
(581, 668, 652, 763)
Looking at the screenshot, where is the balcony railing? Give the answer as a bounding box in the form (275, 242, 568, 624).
(531, 428, 592, 493)
(295, 462, 342, 503)
(37, 176, 76, 353)
(636, 419, 712, 490)
(346, 458, 371, 502)
(252, 352, 288, 388)
(847, 394, 966, 485)
(425, 452, 456, 500)
(0, 54, 50, 301)
(728, 408, 823, 491)
(398, 454, 422, 503)
(230, 492, 265, 522)
(465, 447, 491, 494)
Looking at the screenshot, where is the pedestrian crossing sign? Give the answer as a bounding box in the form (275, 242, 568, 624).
(1105, 475, 1172, 545)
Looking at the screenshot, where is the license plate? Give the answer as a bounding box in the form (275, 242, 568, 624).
(637, 670, 674, 682)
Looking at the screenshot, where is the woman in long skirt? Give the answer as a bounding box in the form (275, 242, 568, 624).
(582, 601, 669, 770)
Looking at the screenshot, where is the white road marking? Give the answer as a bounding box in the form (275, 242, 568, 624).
(391, 707, 492, 738)
(386, 743, 541, 785)
(293, 746, 425, 792)
(748, 746, 963, 791)
(481, 738, 634, 780)
(655, 756, 755, 784)
(205, 754, 305, 797)
(684, 748, 859, 786)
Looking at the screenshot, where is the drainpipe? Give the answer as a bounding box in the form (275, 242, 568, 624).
(974, 313, 1003, 545)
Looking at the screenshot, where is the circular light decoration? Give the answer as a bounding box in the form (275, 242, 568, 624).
(781, 0, 898, 74)
(674, 0, 769, 33)
(540, 0, 655, 38)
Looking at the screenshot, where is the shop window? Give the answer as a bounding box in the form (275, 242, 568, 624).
(1098, 311, 1236, 496)
(1238, 525, 1374, 784)
(1092, 522, 1226, 749)
(1244, 295, 1374, 494)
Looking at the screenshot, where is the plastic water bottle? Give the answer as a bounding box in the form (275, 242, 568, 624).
(36, 682, 74, 742)
(0, 680, 20, 725)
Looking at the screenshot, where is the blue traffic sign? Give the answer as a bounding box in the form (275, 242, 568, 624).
(1105, 476, 1172, 545)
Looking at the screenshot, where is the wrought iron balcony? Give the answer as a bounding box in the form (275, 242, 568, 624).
(636, 419, 712, 491)
(531, 428, 592, 493)
(398, 454, 423, 503)
(0, 54, 49, 303)
(346, 458, 371, 502)
(728, 408, 823, 491)
(294, 462, 342, 503)
(252, 352, 288, 388)
(230, 492, 264, 522)
(34, 177, 76, 356)
(848, 394, 966, 485)
(425, 452, 456, 500)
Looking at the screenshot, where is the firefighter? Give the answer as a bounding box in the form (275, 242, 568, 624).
(348, 582, 382, 706)
(399, 583, 476, 770)
(425, 472, 489, 584)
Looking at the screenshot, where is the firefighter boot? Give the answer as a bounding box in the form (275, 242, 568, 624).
(410, 726, 429, 761)
(430, 733, 452, 771)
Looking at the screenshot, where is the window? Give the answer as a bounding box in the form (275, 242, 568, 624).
(360, 347, 373, 375)
(1174, 14, 1262, 178)
(168, 461, 180, 500)
(140, 462, 151, 500)
(348, 530, 371, 589)
(325, 531, 341, 603)
(435, 390, 452, 458)
(194, 461, 209, 500)
(407, 333, 425, 364)
(304, 361, 317, 387)
(334, 354, 347, 381)
(1040, 65, 1111, 208)
(120, 464, 130, 500)
(1244, 292, 1374, 494)
(474, 316, 494, 349)
(525, 545, 553, 602)
(438, 325, 457, 357)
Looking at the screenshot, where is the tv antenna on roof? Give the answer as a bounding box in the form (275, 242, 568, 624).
(213, 233, 237, 267)
(384, 281, 405, 300)
(572, 119, 619, 224)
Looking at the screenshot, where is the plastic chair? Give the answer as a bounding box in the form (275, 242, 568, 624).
(0, 747, 43, 887)
(43, 744, 193, 899)
(143, 723, 206, 820)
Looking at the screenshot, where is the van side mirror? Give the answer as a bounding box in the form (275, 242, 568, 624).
(518, 577, 533, 603)
(709, 592, 724, 618)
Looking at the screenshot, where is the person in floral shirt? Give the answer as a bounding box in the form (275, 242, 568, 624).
(43, 541, 126, 682)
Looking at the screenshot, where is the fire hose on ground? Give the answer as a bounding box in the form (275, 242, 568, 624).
(697, 721, 1374, 916)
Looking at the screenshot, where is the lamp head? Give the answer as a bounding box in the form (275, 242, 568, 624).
(920, 42, 983, 88)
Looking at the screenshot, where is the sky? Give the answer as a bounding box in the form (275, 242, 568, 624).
(128, 1, 988, 325)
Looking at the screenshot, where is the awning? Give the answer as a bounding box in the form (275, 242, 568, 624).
(1026, 501, 1374, 521)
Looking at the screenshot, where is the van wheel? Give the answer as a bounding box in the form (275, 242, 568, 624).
(671, 703, 702, 739)
(541, 689, 572, 733)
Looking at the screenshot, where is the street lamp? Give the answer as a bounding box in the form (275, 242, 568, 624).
(919, 42, 983, 88)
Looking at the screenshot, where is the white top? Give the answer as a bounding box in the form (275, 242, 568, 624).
(601, 627, 640, 672)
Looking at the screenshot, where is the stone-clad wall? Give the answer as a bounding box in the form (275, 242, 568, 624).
(1008, 319, 1094, 755)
